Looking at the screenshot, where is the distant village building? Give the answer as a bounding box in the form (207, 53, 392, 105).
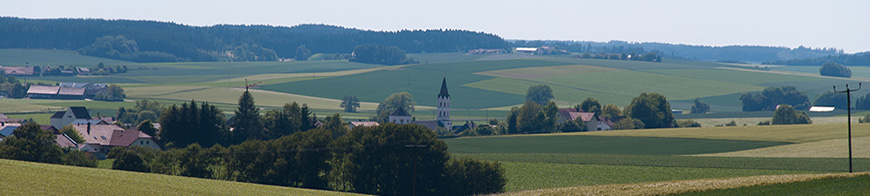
(388, 107, 412, 124)
(515, 47, 538, 54)
(72, 124, 160, 159)
(26, 83, 107, 100)
(348, 121, 380, 129)
(0, 66, 34, 75)
(408, 77, 455, 132)
(467, 49, 506, 55)
(49, 106, 104, 129)
(557, 108, 614, 131)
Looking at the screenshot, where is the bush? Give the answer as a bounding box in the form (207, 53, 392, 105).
(860, 114, 870, 123)
(444, 157, 506, 195)
(772, 104, 812, 125)
(677, 120, 702, 128)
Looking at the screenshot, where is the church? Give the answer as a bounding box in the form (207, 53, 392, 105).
(389, 77, 463, 132)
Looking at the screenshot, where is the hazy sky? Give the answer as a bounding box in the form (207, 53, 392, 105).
(3, 0, 868, 53)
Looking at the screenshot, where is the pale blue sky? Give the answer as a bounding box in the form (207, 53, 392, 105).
(2, 0, 868, 53)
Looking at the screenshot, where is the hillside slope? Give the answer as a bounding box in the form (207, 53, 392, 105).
(0, 159, 360, 196)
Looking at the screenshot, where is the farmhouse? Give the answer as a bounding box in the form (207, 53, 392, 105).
(59, 82, 108, 98)
(26, 85, 87, 99)
(0, 66, 34, 75)
(0, 113, 24, 123)
(50, 106, 105, 129)
(72, 123, 160, 159)
(557, 108, 613, 131)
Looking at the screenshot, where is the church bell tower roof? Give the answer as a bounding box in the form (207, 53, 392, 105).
(438, 77, 449, 98)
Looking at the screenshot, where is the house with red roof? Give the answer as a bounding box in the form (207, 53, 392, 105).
(73, 124, 160, 159)
(557, 108, 613, 131)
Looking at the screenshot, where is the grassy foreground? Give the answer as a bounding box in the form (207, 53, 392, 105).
(0, 159, 360, 196)
(497, 172, 870, 196)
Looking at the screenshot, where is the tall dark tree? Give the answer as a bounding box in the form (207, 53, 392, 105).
(233, 90, 264, 143)
(856, 93, 870, 110)
(137, 119, 158, 138)
(506, 108, 519, 134)
(517, 101, 543, 133)
(159, 100, 227, 148)
(625, 92, 675, 128)
(526, 85, 554, 106)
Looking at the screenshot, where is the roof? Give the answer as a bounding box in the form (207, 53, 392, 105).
(515, 47, 538, 52)
(69, 107, 91, 119)
(0, 123, 21, 137)
(349, 121, 380, 127)
(55, 134, 78, 148)
(73, 124, 150, 147)
(411, 120, 440, 131)
(58, 87, 86, 96)
(0, 66, 34, 75)
(438, 77, 450, 98)
(569, 112, 596, 122)
(50, 111, 65, 119)
(0, 113, 23, 123)
(390, 107, 411, 117)
(27, 85, 60, 95)
(598, 116, 615, 127)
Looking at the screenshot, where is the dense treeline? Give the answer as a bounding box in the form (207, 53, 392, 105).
(819, 62, 851, 78)
(511, 40, 842, 62)
(740, 86, 810, 111)
(108, 123, 506, 195)
(762, 52, 870, 66)
(349, 44, 417, 65)
(0, 17, 510, 62)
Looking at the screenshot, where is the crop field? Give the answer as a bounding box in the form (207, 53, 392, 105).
(445, 123, 870, 192)
(674, 173, 870, 196)
(0, 159, 357, 196)
(500, 172, 870, 196)
(495, 161, 812, 192)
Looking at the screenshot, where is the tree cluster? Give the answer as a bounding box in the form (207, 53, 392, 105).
(0, 17, 510, 62)
(691, 98, 710, 114)
(812, 91, 848, 109)
(819, 62, 851, 78)
(117, 99, 164, 126)
(526, 85, 554, 106)
(340, 95, 360, 112)
(625, 92, 675, 128)
(740, 86, 810, 111)
(349, 44, 417, 65)
(857, 93, 870, 110)
(109, 123, 506, 195)
(0, 122, 96, 167)
(762, 52, 869, 66)
(373, 92, 416, 123)
(574, 52, 662, 62)
(0, 71, 28, 98)
(771, 104, 812, 125)
(92, 84, 126, 101)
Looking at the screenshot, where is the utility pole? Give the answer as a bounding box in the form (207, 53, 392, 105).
(834, 83, 860, 173)
(405, 144, 427, 196)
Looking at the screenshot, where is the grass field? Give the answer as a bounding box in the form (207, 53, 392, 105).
(0, 159, 358, 196)
(0, 49, 130, 66)
(697, 136, 870, 158)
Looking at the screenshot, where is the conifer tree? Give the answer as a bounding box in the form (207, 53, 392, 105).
(233, 90, 264, 143)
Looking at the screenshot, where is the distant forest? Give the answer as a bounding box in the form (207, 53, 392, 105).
(0, 17, 511, 62)
(762, 52, 870, 66)
(510, 40, 844, 63)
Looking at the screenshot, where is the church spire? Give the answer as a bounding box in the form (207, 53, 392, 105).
(438, 77, 449, 98)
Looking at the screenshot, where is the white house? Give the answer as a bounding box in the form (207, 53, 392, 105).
(50, 107, 104, 129)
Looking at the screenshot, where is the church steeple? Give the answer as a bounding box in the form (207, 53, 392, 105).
(436, 77, 451, 128)
(438, 77, 449, 98)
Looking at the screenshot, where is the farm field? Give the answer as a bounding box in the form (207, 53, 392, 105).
(499, 172, 870, 196)
(446, 123, 870, 192)
(674, 173, 870, 196)
(0, 159, 358, 196)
